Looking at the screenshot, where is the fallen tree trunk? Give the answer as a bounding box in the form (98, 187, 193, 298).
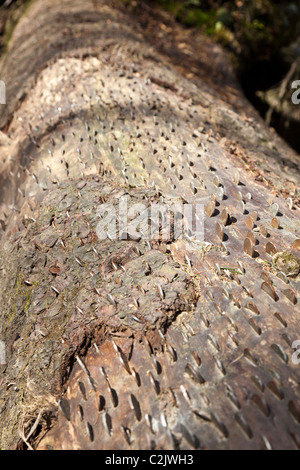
(0, 0, 299, 450)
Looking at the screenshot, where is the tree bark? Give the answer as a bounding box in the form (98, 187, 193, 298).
(0, 0, 299, 450)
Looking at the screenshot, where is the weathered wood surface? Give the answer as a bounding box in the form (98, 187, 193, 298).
(0, 0, 299, 450)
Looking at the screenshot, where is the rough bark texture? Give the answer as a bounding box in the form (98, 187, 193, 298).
(0, 0, 299, 450)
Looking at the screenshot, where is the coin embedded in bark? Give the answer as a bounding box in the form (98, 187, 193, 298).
(271, 217, 280, 229)
(245, 216, 254, 230)
(212, 175, 220, 187)
(286, 197, 293, 210)
(266, 242, 277, 256)
(244, 238, 254, 257)
(282, 289, 297, 305)
(205, 200, 216, 217)
(249, 212, 258, 221)
(259, 226, 268, 238)
(49, 266, 61, 275)
(233, 171, 240, 185)
(220, 208, 231, 226)
(236, 191, 243, 202)
(270, 203, 279, 216)
(261, 282, 278, 301)
(291, 239, 300, 251)
(246, 231, 256, 246)
(245, 302, 260, 315)
(238, 201, 245, 214)
(216, 222, 224, 241)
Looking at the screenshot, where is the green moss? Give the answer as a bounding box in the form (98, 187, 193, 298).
(24, 291, 32, 316)
(179, 9, 216, 28)
(272, 251, 300, 278)
(0, 0, 36, 57)
(122, 0, 299, 70)
(6, 270, 34, 326)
